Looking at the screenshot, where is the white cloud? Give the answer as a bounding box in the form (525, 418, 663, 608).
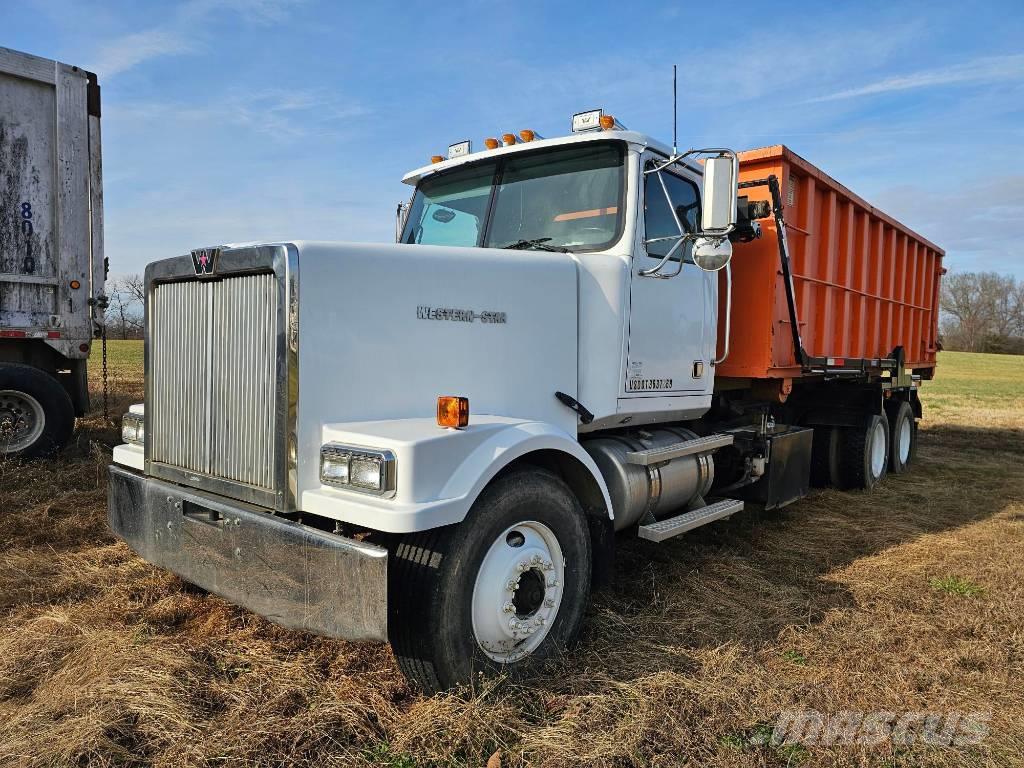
(806, 54, 1024, 102)
(873, 175, 1024, 277)
(92, 0, 304, 77)
(109, 87, 370, 141)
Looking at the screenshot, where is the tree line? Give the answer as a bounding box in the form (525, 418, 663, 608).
(941, 272, 1024, 354)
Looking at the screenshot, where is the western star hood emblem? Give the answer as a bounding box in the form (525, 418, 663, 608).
(190, 247, 221, 276)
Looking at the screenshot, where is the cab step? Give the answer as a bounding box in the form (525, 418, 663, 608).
(625, 433, 734, 466)
(637, 498, 744, 542)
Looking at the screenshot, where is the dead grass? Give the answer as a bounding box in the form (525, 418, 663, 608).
(1, 345, 1023, 767)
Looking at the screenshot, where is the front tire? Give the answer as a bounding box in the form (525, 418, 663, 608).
(0, 364, 75, 459)
(389, 468, 592, 693)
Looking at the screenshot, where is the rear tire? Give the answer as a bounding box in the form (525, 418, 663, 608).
(887, 400, 916, 474)
(837, 413, 889, 491)
(388, 468, 592, 693)
(0, 364, 75, 459)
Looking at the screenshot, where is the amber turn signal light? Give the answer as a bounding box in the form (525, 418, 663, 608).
(437, 396, 469, 428)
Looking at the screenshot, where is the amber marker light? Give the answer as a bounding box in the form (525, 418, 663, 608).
(483, 137, 500, 149)
(430, 155, 445, 163)
(69, 280, 81, 289)
(519, 129, 536, 142)
(501, 133, 517, 146)
(599, 114, 615, 130)
(437, 396, 469, 428)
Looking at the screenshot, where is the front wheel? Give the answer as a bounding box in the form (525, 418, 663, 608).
(389, 469, 592, 693)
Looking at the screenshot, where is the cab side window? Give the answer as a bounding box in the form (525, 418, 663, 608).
(643, 167, 700, 259)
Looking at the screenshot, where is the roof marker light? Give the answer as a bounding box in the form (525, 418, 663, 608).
(599, 114, 616, 130)
(448, 140, 471, 159)
(501, 133, 517, 146)
(430, 155, 444, 164)
(483, 137, 500, 150)
(571, 109, 604, 132)
(519, 129, 539, 142)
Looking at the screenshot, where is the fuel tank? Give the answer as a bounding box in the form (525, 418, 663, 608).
(583, 427, 714, 531)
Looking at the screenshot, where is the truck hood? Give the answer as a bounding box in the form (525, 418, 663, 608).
(291, 241, 580, 493)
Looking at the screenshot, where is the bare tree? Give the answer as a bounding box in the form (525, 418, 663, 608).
(941, 271, 1024, 353)
(105, 274, 145, 340)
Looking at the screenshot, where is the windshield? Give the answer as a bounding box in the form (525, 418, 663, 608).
(400, 142, 625, 252)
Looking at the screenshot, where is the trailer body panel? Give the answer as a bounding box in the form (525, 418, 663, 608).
(719, 145, 944, 379)
(0, 47, 103, 358)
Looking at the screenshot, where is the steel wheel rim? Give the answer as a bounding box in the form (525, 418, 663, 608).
(471, 520, 565, 664)
(0, 390, 46, 454)
(898, 416, 912, 464)
(870, 421, 886, 478)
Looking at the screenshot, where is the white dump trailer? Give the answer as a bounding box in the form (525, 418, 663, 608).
(0, 47, 104, 457)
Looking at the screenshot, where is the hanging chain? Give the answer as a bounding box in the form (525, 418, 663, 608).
(102, 321, 109, 421)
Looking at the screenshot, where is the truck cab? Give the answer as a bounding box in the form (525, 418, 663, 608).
(109, 110, 932, 692)
(399, 128, 723, 431)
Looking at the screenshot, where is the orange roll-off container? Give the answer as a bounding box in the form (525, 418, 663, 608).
(718, 146, 945, 381)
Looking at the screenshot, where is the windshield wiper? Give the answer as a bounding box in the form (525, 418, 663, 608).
(500, 238, 570, 253)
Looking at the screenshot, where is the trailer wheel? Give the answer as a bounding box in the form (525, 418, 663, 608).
(0, 364, 74, 459)
(389, 468, 592, 693)
(887, 400, 916, 474)
(837, 413, 889, 491)
(809, 426, 841, 487)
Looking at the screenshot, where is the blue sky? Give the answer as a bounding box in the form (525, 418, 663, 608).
(7, 0, 1024, 277)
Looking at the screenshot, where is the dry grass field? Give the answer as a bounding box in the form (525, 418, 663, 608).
(1, 344, 1022, 767)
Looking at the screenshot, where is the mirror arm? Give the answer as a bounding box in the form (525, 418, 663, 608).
(644, 147, 738, 176)
(640, 169, 692, 279)
(639, 234, 690, 278)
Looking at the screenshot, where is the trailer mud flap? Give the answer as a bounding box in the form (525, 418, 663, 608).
(108, 465, 388, 641)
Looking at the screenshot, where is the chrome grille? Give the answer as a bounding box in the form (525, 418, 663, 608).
(149, 273, 279, 490)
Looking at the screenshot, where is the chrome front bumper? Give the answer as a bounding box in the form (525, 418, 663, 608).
(108, 465, 388, 641)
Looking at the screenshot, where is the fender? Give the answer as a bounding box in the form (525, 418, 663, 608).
(438, 419, 613, 522)
(300, 417, 613, 534)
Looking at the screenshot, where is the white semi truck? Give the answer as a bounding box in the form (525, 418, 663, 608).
(109, 110, 941, 691)
(1, 47, 105, 458)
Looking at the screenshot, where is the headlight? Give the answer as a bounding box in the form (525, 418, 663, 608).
(320, 444, 396, 497)
(121, 413, 145, 445)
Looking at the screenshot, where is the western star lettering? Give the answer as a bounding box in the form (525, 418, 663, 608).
(416, 306, 507, 324)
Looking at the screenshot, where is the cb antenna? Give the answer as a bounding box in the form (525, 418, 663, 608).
(672, 63, 678, 155)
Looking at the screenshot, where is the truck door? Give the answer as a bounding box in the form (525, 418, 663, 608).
(624, 158, 715, 398)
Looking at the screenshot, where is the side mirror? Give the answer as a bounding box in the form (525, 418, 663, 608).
(701, 155, 738, 233)
(693, 237, 732, 272)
